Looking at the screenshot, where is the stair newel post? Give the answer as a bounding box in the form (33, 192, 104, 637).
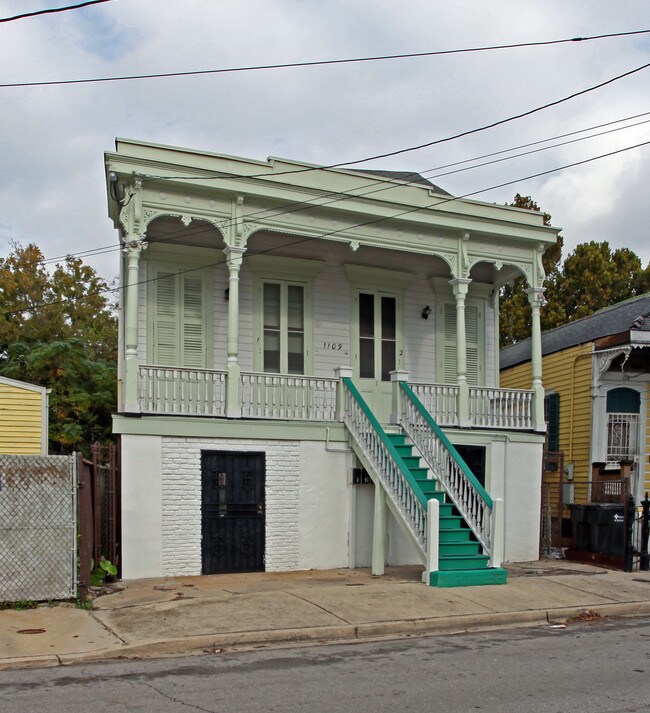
(390, 370, 409, 425)
(335, 366, 354, 422)
(489, 498, 505, 568)
(425, 498, 440, 585)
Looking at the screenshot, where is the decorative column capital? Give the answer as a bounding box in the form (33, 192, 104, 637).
(525, 286, 545, 309)
(223, 244, 246, 270)
(122, 235, 148, 257)
(449, 277, 472, 298)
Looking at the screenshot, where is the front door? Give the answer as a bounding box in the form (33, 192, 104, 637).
(354, 290, 401, 422)
(201, 451, 265, 574)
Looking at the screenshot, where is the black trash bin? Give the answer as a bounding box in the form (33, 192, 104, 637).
(568, 503, 625, 556)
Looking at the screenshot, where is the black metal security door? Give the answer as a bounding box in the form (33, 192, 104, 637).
(201, 451, 265, 574)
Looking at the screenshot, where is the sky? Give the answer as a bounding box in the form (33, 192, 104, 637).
(1, 0, 650, 283)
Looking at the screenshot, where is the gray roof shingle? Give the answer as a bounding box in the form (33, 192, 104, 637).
(500, 293, 650, 369)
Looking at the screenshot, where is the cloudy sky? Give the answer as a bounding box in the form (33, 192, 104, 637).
(1, 0, 649, 282)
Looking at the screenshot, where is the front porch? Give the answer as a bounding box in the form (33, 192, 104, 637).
(134, 364, 539, 431)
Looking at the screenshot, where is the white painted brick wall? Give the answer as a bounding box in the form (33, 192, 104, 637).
(161, 437, 301, 576)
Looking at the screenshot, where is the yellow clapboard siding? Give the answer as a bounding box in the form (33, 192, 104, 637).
(0, 380, 46, 455)
(502, 343, 594, 483)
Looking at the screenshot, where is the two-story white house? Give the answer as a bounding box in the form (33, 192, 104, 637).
(105, 139, 558, 586)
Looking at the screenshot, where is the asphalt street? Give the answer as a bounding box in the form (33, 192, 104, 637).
(0, 617, 648, 712)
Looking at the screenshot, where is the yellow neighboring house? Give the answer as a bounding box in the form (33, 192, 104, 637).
(500, 294, 650, 502)
(0, 376, 49, 455)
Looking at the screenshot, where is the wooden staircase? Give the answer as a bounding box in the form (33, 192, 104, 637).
(387, 432, 507, 587)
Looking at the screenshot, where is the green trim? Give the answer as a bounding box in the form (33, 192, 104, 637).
(342, 377, 428, 508)
(113, 414, 347, 440)
(400, 381, 493, 509)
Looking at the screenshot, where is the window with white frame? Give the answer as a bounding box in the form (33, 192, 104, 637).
(248, 255, 323, 376)
(606, 387, 640, 464)
(262, 281, 305, 374)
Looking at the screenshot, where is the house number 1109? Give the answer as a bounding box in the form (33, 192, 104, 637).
(323, 342, 343, 350)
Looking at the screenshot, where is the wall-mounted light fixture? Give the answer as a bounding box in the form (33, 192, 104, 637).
(224, 288, 230, 301)
(421, 305, 432, 320)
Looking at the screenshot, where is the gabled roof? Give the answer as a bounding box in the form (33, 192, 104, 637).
(500, 293, 650, 369)
(347, 168, 451, 194)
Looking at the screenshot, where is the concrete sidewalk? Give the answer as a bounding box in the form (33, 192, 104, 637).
(2, 560, 650, 671)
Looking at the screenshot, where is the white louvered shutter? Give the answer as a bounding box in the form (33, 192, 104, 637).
(443, 303, 457, 384)
(155, 272, 179, 365)
(181, 274, 205, 368)
(465, 304, 480, 385)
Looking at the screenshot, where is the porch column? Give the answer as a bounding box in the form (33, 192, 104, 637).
(526, 287, 546, 432)
(372, 482, 388, 576)
(451, 278, 472, 426)
(123, 237, 146, 412)
(224, 246, 245, 418)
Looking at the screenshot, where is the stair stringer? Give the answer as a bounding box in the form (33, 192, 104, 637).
(348, 437, 427, 567)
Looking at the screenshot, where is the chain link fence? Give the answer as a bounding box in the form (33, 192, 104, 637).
(0, 454, 77, 602)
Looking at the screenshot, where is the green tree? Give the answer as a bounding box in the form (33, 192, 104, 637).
(499, 195, 650, 345)
(0, 242, 117, 360)
(499, 194, 563, 346)
(0, 242, 118, 452)
(1, 340, 115, 452)
(549, 242, 648, 323)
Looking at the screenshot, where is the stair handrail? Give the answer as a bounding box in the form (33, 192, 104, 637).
(400, 381, 493, 552)
(342, 378, 428, 550)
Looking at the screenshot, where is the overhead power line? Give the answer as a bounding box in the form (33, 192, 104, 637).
(0, 0, 113, 23)
(6, 136, 650, 318)
(16, 108, 650, 271)
(1, 28, 649, 88)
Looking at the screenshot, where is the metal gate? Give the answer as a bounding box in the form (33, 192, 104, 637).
(201, 451, 265, 574)
(0, 454, 76, 602)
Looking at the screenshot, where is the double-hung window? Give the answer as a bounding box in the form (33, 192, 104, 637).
(249, 255, 322, 376)
(263, 281, 305, 374)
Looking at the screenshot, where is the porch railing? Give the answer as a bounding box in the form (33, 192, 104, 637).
(409, 383, 459, 426)
(469, 386, 533, 430)
(400, 382, 493, 553)
(342, 378, 428, 552)
(240, 372, 338, 421)
(410, 382, 533, 430)
(138, 365, 226, 416)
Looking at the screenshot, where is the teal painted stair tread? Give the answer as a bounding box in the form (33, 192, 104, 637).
(429, 567, 508, 587)
(386, 429, 506, 588)
(439, 528, 472, 543)
(439, 554, 490, 571)
(439, 541, 481, 556)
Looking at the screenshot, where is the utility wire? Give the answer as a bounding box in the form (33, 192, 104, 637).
(139, 60, 650, 184)
(0, 0, 113, 23)
(17, 109, 650, 270)
(6, 136, 650, 318)
(1, 28, 649, 88)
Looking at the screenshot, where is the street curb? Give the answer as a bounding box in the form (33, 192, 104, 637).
(2, 601, 650, 671)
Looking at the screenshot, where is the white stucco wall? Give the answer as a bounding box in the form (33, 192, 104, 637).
(121, 434, 163, 580)
(489, 437, 544, 563)
(121, 434, 358, 578)
(298, 441, 351, 569)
